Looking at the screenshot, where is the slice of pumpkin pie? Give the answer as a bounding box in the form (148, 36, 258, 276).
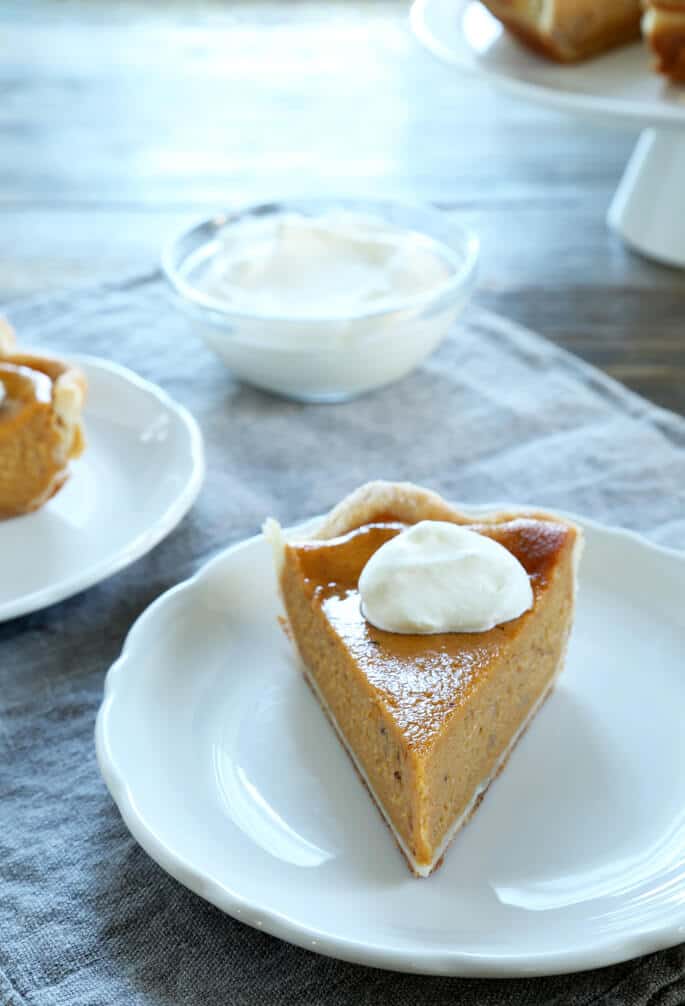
(266, 481, 582, 877)
(0, 319, 86, 518)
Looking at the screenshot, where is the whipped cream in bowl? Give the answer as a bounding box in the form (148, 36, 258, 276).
(359, 520, 533, 634)
(194, 210, 454, 319)
(162, 199, 479, 402)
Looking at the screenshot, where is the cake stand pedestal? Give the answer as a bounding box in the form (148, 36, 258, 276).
(608, 129, 685, 268)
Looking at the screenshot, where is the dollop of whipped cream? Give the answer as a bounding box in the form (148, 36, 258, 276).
(358, 521, 533, 634)
(195, 210, 452, 318)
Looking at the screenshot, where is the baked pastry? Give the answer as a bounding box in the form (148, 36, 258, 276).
(0, 319, 86, 518)
(478, 0, 642, 63)
(643, 1, 685, 80)
(266, 481, 583, 876)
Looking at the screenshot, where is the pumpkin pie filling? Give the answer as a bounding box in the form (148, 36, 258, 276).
(0, 321, 87, 518)
(268, 482, 582, 876)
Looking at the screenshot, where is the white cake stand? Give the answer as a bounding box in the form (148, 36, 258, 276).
(412, 0, 685, 268)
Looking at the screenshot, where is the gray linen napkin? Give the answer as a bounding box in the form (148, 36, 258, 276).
(1, 274, 684, 1006)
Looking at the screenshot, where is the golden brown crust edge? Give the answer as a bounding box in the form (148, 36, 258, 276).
(263, 482, 456, 574)
(264, 480, 584, 579)
(312, 481, 462, 538)
(311, 480, 581, 542)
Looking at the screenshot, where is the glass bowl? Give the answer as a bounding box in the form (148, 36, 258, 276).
(162, 198, 479, 403)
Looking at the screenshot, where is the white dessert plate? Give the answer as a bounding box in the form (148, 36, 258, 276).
(96, 510, 685, 976)
(0, 356, 204, 622)
(411, 0, 685, 128)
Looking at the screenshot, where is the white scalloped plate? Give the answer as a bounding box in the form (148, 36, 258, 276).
(411, 0, 685, 129)
(0, 356, 204, 621)
(96, 510, 685, 976)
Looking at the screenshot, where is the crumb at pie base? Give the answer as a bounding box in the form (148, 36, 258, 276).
(0, 321, 87, 518)
(266, 482, 583, 877)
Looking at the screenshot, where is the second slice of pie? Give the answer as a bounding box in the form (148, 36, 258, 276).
(266, 481, 582, 876)
(0, 320, 87, 518)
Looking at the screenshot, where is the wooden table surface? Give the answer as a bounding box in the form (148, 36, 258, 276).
(2, 0, 684, 413)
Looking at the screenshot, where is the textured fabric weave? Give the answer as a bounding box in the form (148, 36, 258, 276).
(1, 274, 684, 1005)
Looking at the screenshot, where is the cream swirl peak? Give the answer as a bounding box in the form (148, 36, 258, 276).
(358, 520, 533, 634)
